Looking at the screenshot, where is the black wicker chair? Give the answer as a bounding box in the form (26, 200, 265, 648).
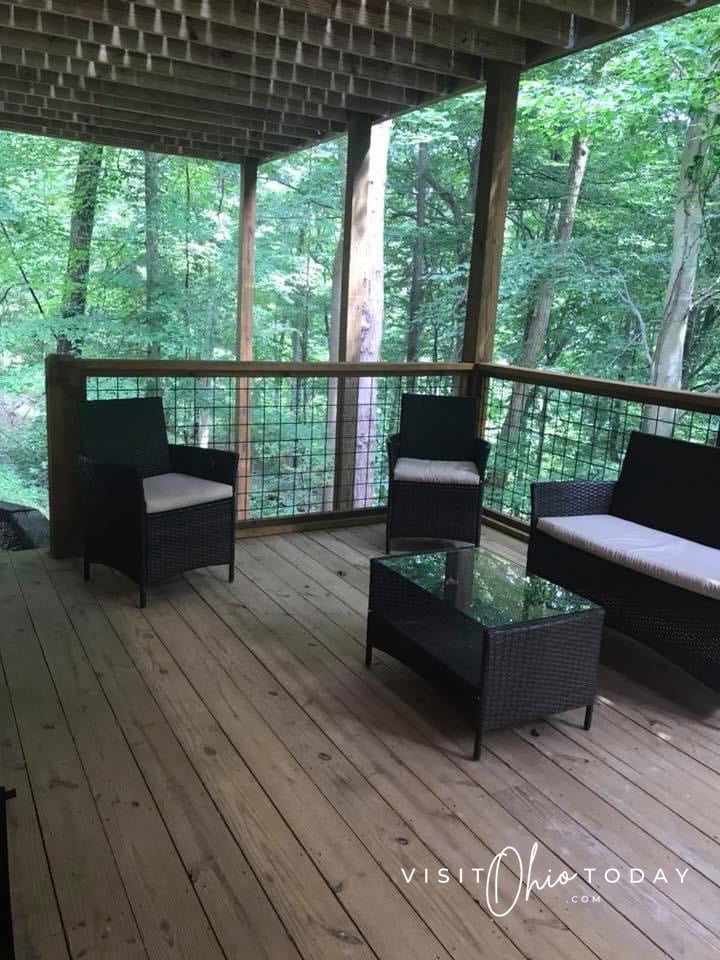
(386, 394, 490, 553)
(79, 397, 238, 607)
(527, 431, 720, 691)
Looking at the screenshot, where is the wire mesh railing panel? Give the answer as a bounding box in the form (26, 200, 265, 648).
(483, 377, 720, 522)
(85, 372, 460, 521)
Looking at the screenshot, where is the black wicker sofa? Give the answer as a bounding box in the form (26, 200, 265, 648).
(527, 431, 720, 691)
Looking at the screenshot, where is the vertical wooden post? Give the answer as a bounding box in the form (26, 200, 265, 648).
(235, 158, 257, 520)
(46, 353, 85, 557)
(463, 63, 521, 432)
(334, 115, 373, 510)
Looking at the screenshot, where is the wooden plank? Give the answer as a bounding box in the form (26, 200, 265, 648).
(475, 360, 720, 413)
(11, 550, 228, 960)
(0, 44, 392, 120)
(161, 578, 525, 960)
(525, 0, 720, 65)
(0, 9, 426, 108)
(234, 159, 257, 523)
(4, 74, 336, 137)
(74, 358, 472, 377)
(187, 567, 659, 960)
(0, 554, 147, 960)
(0, 114, 264, 162)
(463, 62, 521, 364)
(14, 0, 459, 97)
(45, 353, 84, 558)
(512, 719, 720, 888)
(526, 0, 632, 27)
(24, 0, 487, 80)
(46, 561, 303, 960)
(235, 507, 386, 539)
(488, 729, 720, 938)
(0, 634, 68, 960)
(259, 536, 369, 615)
(92, 579, 427, 960)
(0, 78, 318, 141)
(388, 0, 576, 46)
(250, 0, 528, 61)
(0, 95, 303, 150)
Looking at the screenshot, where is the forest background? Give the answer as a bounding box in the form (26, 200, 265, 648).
(0, 6, 718, 517)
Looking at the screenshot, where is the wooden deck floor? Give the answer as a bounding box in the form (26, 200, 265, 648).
(3, 524, 720, 960)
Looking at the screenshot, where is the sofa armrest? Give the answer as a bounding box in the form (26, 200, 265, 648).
(168, 444, 238, 486)
(531, 480, 616, 526)
(387, 434, 400, 478)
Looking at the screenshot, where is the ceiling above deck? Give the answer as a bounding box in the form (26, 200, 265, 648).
(0, 0, 716, 163)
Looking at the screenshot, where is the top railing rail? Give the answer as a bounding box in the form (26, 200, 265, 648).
(475, 362, 720, 415)
(73, 358, 474, 378)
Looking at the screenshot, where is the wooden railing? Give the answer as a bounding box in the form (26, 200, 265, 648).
(45, 353, 720, 557)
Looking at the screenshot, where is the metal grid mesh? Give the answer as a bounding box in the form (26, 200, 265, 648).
(483, 378, 720, 521)
(85, 373, 459, 520)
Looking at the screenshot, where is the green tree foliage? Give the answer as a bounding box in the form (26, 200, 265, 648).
(0, 8, 718, 516)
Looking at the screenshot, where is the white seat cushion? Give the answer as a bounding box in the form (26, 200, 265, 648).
(394, 457, 480, 486)
(143, 472, 233, 515)
(537, 514, 720, 601)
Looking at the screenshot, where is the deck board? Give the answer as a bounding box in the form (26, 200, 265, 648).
(4, 523, 720, 960)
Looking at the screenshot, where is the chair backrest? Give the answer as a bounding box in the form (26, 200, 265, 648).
(398, 394, 479, 461)
(610, 430, 720, 548)
(79, 397, 171, 477)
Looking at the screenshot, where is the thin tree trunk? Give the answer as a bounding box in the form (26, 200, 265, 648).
(501, 133, 590, 437)
(406, 142, 429, 362)
(57, 143, 103, 354)
(645, 113, 715, 434)
(144, 152, 163, 360)
(353, 119, 392, 508)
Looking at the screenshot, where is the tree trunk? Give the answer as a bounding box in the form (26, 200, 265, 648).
(57, 143, 103, 354)
(406, 142, 429, 362)
(353, 119, 392, 508)
(501, 133, 590, 437)
(645, 113, 715, 434)
(144, 152, 163, 360)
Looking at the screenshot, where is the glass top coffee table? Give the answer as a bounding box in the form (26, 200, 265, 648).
(367, 546, 604, 760)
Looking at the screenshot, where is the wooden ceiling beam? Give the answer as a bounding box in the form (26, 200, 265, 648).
(382, 0, 575, 47)
(0, 67, 339, 139)
(225, 0, 527, 62)
(525, 0, 631, 28)
(0, 5, 431, 107)
(0, 113, 266, 161)
(15, 0, 486, 84)
(0, 43, 393, 120)
(525, 0, 717, 65)
(0, 89, 308, 149)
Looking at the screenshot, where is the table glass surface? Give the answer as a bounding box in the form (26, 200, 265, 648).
(376, 547, 596, 628)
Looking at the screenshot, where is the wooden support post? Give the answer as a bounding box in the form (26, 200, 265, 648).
(45, 353, 85, 557)
(234, 158, 257, 521)
(334, 115, 373, 511)
(462, 62, 520, 433)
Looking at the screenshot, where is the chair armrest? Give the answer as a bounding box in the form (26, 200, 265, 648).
(78, 456, 145, 520)
(387, 434, 400, 478)
(168, 444, 238, 486)
(473, 439, 491, 478)
(531, 480, 616, 526)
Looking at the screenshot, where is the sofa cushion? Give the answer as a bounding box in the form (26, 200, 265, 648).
(143, 472, 233, 514)
(537, 513, 720, 601)
(394, 458, 480, 486)
(610, 431, 720, 549)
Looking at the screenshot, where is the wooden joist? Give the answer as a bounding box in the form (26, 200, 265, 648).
(0, 0, 709, 164)
(0, 6, 433, 107)
(13, 0, 488, 83)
